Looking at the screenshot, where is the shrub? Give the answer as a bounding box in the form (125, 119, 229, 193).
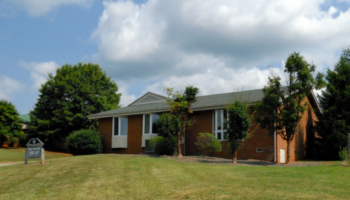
(339, 146, 349, 160)
(195, 132, 222, 157)
(150, 136, 177, 156)
(66, 129, 103, 155)
(10, 137, 19, 147)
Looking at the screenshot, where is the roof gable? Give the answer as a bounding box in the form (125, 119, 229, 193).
(128, 92, 167, 106)
(19, 114, 30, 123)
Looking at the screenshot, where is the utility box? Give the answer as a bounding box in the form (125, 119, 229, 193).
(25, 138, 45, 165)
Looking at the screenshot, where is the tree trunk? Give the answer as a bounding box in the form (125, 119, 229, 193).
(232, 150, 238, 164)
(286, 140, 291, 164)
(177, 134, 183, 158)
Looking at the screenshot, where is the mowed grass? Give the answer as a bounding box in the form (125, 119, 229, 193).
(0, 148, 72, 163)
(1, 155, 350, 200)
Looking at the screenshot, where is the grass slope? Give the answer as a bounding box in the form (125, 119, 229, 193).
(1, 155, 350, 199)
(0, 148, 72, 163)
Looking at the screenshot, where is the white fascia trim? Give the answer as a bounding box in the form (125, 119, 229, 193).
(88, 103, 258, 120)
(87, 110, 169, 119)
(133, 100, 166, 106)
(310, 90, 322, 113)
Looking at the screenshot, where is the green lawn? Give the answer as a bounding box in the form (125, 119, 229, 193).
(1, 154, 350, 200)
(0, 148, 72, 163)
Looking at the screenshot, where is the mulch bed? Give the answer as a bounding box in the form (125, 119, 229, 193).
(113, 154, 328, 167)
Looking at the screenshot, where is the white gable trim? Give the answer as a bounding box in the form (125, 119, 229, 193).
(128, 92, 167, 106)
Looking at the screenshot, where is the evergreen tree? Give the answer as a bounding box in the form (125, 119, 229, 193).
(255, 52, 325, 163)
(0, 100, 25, 146)
(316, 46, 350, 159)
(29, 63, 120, 147)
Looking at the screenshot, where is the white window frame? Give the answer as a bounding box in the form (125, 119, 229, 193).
(112, 117, 128, 137)
(142, 114, 160, 135)
(213, 109, 228, 141)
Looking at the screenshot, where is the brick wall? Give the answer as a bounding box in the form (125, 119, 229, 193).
(275, 96, 318, 163)
(98, 117, 113, 153)
(185, 110, 274, 162)
(98, 115, 144, 154)
(97, 96, 318, 163)
(185, 110, 213, 155)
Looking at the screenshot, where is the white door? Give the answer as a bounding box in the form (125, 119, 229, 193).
(280, 149, 286, 163)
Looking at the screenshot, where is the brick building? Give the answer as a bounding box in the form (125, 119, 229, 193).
(88, 88, 320, 163)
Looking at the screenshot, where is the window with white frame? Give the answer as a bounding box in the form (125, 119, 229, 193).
(143, 114, 160, 134)
(213, 109, 228, 141)
(113, 117, 128, 136)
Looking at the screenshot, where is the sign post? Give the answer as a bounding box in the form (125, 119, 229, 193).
(348, 133, 350, 154)
(25, 138, 45, 165)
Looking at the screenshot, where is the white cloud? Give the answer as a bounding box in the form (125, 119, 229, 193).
(117, 82, 136, 107)
(0, 76, 24, 100)
(144, 67, 286, 96)
(3, 0, 93, 17)
(91, 0, 350, 98)
(20, 61, 59, 89)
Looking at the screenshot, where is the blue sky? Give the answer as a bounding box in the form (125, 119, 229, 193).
(0, 0, 350, 115)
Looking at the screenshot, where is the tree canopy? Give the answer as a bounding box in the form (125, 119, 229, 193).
(29, 63, 120, 146)
(0, 100, 25, 146)
(316, 46, 350, 159)
(255, 52, 325, 163)
(156, 113, 181, 139)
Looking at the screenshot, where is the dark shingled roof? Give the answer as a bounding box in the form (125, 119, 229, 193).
(87, 87, 288, 119)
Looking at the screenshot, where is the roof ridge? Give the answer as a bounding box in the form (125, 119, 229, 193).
(196, 87, 263, 98)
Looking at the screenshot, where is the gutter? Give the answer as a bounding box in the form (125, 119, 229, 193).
(87, 102, 259, 120)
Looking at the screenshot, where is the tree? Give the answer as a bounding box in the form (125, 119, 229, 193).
(29, 63, 120, 147)
(165, 86, 199, 157)
(315, 46, 350, 159)
(255, 52, 325, 164)
(0, 100, 25, 146)
(153, 113, 181, 155)
(156, 113, 181, 139)
(225, 101, 252, 163)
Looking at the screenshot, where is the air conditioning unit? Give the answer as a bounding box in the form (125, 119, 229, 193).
(145, 139, 154, 152)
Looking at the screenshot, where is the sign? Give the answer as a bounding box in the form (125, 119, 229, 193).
(25, 138, 45, 165)
(28, 147, 41, 158)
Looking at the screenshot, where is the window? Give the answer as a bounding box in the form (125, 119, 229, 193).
(113, 117, 128, 136)
(143, 114, 160, 134)
(213, 109, 228, 141)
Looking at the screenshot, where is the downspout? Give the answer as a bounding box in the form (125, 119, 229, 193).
(184, 132, 186, 155)
(274, 122, 276, 163)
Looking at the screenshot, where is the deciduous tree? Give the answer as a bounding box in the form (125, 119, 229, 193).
(0, 100, 25, 146)
(255, 52, 325, 164)
(225, 101, 252, 163)
(165, 86, 199, 157)
(29, 63, 120, 148)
